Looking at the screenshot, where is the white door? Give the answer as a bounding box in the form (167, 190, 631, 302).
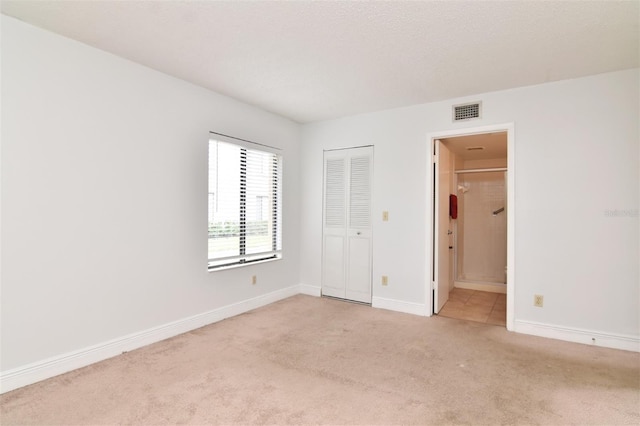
(322, 146, 373, 303)
(433, 140, 452, 313)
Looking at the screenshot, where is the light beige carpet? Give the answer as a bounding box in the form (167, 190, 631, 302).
(1, 295, 639, 425)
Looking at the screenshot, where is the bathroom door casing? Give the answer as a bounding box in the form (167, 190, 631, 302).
(322, 146, 373, 304)
(433, 140, 452, 313)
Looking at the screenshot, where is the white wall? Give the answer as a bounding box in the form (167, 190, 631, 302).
(1, 15, 301, 376)
(2, 13, 638, 394)
(300, 69, 639, 347)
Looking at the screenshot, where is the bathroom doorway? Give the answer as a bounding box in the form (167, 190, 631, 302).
(429, 124, 515, 330)
(454, 155, 507, 292)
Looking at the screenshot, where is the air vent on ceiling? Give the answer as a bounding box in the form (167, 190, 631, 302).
(453, 102, 481, 122)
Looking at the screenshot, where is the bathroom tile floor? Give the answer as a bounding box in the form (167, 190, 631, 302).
(438, 288, 506, 326)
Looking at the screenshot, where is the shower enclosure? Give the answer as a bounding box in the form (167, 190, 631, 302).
(455, 170, 507, 290)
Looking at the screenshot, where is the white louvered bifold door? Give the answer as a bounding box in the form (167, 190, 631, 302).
(322, 146, 373, 303)
(322, 155, 347, 299)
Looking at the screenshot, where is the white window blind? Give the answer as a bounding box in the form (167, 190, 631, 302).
(208, 136, 282, 269)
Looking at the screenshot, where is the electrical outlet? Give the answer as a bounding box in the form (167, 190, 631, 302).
(382, 211, 389, 221)
(251, 275, 257, 285)
(534, 294, 544, 307)
(381, 275, 388, 286)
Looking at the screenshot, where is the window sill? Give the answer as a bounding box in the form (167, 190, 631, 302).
(207, 255, 282, 272)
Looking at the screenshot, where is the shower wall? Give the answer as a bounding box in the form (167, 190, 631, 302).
(456, 159, 507, 285)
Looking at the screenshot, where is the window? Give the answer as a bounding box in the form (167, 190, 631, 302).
(208, 134, 282, 269)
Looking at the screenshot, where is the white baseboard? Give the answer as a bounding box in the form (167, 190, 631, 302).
(372, 296, 429, 316)
(6, 287, 636, 394)
(299, 284, 321, 297)
(454, 281, 506, 294)
(0, 285, 300, 394)
(514, 320, 640, 352)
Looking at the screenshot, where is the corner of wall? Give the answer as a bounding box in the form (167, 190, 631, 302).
(299, 284, 322, 297)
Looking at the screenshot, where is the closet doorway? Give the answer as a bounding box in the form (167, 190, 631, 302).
(430, 124, 515, 330)
(321, 146, 373, 304)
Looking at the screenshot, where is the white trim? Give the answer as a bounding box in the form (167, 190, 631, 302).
(372, 296, 429, 316)
(505, 125, 515, 332)
(454, 281, 506, 294)
(426, 123, 515, 331)
(5, 284, 636, 394)
(0, 285, 300, 394)
(299, 284, 322, 297)
(208, 255, 282, 272)
(514, 320, 640, 353)
(454, 167, 506, 174)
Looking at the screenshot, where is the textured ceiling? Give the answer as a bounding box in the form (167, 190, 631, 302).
(2, 1, 638, 123)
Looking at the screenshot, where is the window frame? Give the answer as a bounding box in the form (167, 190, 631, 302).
(207, 132, 283, 271)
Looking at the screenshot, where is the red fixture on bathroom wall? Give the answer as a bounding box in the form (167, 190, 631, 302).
(449, 194, 458, 219)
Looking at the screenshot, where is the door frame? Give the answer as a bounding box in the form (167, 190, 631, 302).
(433, 140, 453, 314)
(321, 145, 374, 304)
(427, 123, 515, 331)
